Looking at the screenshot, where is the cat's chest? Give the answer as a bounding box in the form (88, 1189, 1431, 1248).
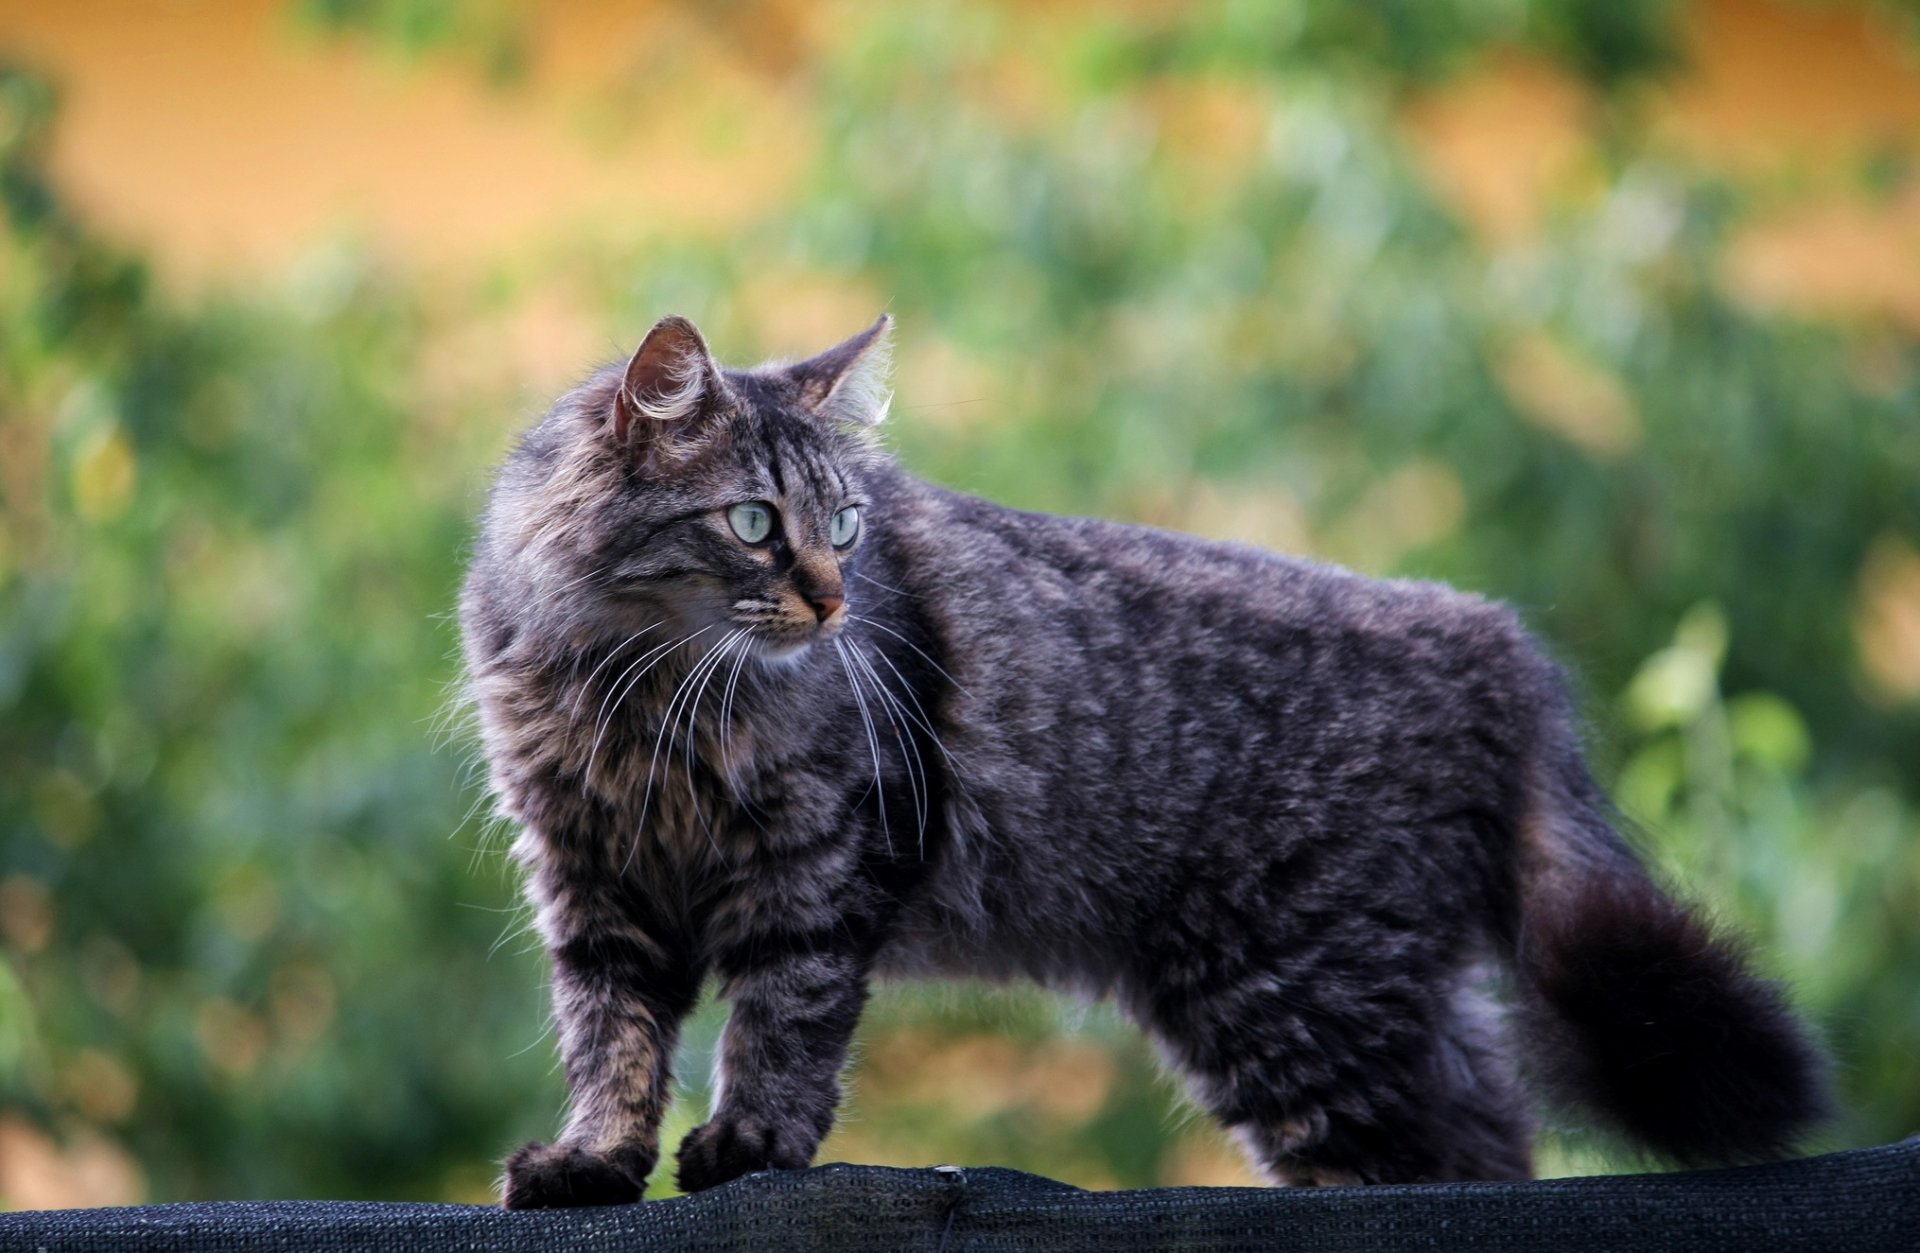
(484, 651, 855, 866)
(586, 714, 851, 872)
(581, 763, 861, 953)
(612, 761, 757, 870)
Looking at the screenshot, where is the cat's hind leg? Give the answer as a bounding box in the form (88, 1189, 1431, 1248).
(1140, 962, 1532, 1186)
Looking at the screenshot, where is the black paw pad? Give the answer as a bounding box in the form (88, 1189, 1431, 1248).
(675, 1117, 810, 1193)
(502, 1140, 650, 1209)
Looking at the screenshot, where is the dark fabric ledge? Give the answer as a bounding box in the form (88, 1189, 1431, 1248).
(3, 1139, 1916, 1253)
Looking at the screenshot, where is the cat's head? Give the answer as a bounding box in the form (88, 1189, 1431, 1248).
(480, 313, 893, 662)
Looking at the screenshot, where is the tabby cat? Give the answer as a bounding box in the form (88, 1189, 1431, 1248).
(460, 314, 1828, 1208)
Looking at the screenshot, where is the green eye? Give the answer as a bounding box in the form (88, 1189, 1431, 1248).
(728, 501, 774, 544)
(830, 506, 860, 548)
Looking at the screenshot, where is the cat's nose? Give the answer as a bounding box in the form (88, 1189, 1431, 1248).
(809, 592, 844, 622)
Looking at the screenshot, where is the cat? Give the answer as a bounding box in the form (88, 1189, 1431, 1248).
(459, 313, 1829, 1208)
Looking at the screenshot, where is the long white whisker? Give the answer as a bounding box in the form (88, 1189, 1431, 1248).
(588, 631, 695, 765)
(854, 570, 918, 600)
(718, 632, 754, 781)
(869, 655, 932, 852)
(568, 622, 667, 726)
(867, 643, 960, 770)
(847, 615, 970, 696)
(587, 624, 716, 795)
(849, 643, 929, 851)
(681, 629, 748, 832)
(631, 627, 739, 866)
(835, 638, 891, 858)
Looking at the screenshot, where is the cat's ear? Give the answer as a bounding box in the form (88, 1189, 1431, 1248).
(786, 314, 893, 427)
(611, 315, 734, 454)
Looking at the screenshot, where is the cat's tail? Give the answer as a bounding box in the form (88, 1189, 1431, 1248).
(1510, 749, 1831, 1165)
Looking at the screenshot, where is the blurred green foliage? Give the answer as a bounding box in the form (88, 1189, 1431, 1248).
(2, 0, 1918, 1205)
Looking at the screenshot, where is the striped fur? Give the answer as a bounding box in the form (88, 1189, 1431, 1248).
(462, 316, 1828, 1208)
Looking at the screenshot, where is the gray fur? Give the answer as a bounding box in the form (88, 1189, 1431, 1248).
(462, 315, 1826, 1207)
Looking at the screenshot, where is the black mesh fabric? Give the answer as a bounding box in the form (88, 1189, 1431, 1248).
(4, 1139, 1916, 1252)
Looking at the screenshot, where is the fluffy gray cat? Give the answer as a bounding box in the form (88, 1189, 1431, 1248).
(460, 314, 1828, 1208)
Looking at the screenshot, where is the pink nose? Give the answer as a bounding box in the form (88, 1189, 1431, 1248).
(809, 593, 844, 622)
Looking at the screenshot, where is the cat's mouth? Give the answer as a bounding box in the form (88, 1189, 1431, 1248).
(750, 616, 843, 660)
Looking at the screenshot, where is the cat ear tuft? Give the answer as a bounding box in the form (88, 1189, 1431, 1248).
(787, 314, 894, 427)
(612, 316, 733, 451)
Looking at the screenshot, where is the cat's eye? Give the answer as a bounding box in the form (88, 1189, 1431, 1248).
(830, 506, 860, 548)
(728, 501, 775, 544)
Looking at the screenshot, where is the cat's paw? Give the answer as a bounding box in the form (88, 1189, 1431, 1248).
(501, 1140, 652, 1209)
(674, 1115, 812, 1193)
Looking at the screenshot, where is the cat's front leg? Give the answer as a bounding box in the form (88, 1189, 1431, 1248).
(674, 932, 874, 1192)
(504, 856, 705, 1209)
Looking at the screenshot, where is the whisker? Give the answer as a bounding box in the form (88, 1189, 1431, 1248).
(868, 643, 961, 770)
(718, 641, 774, 835)
(848, 614, 971, 697)
(681, 629, 749, 832)
(854, 571, 918, 600)
(835, 638, 892, 858)
(587, 624, 716, 795)
(718, 631, 754, 778)
(568, 622, 666, 726)
(846, 644, 928, 843)
(587, 631, 694, 767)
(631, 627, 741, 867)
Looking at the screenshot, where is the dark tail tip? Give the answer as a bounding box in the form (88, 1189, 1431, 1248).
(1521, 874, 1832, 1165)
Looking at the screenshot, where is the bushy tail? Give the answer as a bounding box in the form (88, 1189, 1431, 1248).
(1514, 771, 1832, 1165)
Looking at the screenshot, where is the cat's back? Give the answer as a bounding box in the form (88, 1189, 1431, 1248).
(880, 468, 1530, 677)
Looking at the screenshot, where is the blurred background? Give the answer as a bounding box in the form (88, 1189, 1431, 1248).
(1, 0, 1917, 1209)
